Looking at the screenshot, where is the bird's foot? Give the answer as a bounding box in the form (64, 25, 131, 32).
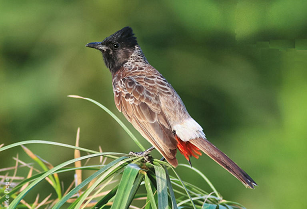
(129, 146, 155, 163)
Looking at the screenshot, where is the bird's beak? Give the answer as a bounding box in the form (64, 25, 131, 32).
(85, 42, 108, 51)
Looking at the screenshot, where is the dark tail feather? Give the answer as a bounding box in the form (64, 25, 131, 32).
(190, 138, 257, 189)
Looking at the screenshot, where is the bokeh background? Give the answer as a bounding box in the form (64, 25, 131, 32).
(1, 1, 307, 208)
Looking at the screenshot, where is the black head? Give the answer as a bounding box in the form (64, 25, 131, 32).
(86, 27, 138, 73)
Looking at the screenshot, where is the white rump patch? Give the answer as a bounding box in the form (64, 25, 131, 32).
(173, 118, 206, 141)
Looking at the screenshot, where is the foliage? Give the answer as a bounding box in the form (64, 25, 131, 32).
(1, 98, 245, 208)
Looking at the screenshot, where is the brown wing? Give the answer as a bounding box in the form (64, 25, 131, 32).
(112, 66, 179, 166)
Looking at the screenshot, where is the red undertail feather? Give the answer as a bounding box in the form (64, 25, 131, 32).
(175, 135, 202, 161)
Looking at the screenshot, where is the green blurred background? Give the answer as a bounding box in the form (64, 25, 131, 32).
(1, 1, 307, 208)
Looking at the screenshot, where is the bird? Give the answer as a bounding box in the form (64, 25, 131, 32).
(86, 26, 257, 189)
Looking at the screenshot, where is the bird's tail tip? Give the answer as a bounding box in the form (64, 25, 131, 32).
(189, 137, 257, 189)
(243, 174, 258, 189)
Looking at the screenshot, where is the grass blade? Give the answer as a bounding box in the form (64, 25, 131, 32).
(75, 159, 131, 209)
(0, 140, 100, 155)
(164, 167, 177, 209)
(144, 172, 157, 209)
(53, 156, 129, 209)
(111, 164, 141, 209)
(126, 172, 144, 206)
(170, 166, 196, 209)
(202, 203, 218, 209)
(93, 185, 118, 208)
(178, 164, 221, 199)
(68, 95, 145, 151)
(9, 152, 115, 208)
(81, 176, 115, 209)
(21, 145, 62, 199)
(154, 163, 168, 209)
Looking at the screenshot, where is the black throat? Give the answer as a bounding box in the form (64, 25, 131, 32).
(102, 47, 134, 74)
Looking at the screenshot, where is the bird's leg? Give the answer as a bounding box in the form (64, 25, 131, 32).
(129, 146, 155, 163)
(129, 146, 155, 156)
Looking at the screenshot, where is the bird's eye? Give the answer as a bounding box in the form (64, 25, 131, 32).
(113, 43, 119, 49)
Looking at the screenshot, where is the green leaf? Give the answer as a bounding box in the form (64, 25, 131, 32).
(111, 163, 141, 209)
(202, 203, 218, 209)
(170, 167, 196, 209)
(165, 167, 177, 209)
(221, 201, 245, 209)
(53, 156, 129, 209)
(217, 205, 229, 209)
(126, 172, 144, 207)
(144, 172, 157, 209)
(75, 165, 125, 209)
(9, 152, 117, 208)
(93, 185, 118, 208)
(22, 145, 62, 199)
(0, 140, 100, 154)
(67, 191, 88, 209)
(154, 164, 168, 209)
(81, 176, 115, 209)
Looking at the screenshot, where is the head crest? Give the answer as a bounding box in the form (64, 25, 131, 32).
(103, 26, 137, 47)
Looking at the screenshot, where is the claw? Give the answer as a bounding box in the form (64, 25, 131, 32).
(129, 146, 155, 163)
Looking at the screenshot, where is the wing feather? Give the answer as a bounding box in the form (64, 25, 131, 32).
(112, 66, 178, 166)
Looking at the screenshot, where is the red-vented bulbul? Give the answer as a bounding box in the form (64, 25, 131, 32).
(86, 27, 257, 189)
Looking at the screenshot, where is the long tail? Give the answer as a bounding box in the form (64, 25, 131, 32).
(189, 137, 257, 189)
